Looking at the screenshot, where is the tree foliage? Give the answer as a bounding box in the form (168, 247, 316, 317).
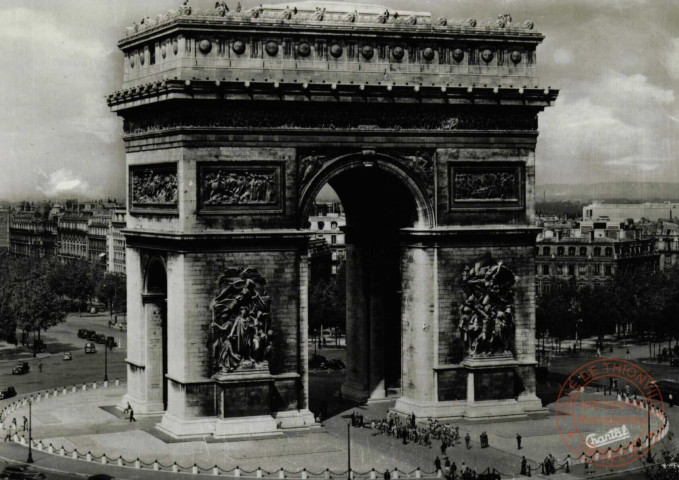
(309, 262, 346, 333)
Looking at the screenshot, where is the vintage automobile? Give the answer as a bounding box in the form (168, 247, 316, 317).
(0, 387, 16, 400)
(84, 330, 97, 341)
(85, 342, 96, 354)
(77, 329, 89, 339)
(0, 464, 46, 479)
(94, 334, 107, 345)
(11, 362, 29, 375)
(62, 352, 73, 361)
(106, 336, 116, 348)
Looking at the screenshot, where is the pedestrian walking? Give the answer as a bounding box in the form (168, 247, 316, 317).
(440, 439, 447, 455)
(11, 418, 16, 430)
(383, 469, 391, 480)
(520, 456, 527, 475)
(129, 408, 136, 422)
(626, 348, 630, 360)
(669, 393, 674, 408)
(22, 416, 27, 432)
(434, 456, 441, 473)
(516, 433, 522, 450)
(123, 402, 131, 414)
(38, 361, 43, 373)
(464, 432, 470, 449)
(596, 347, 601, 358)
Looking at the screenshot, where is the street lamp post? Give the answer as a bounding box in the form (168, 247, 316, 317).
(26, 399, 33, 464)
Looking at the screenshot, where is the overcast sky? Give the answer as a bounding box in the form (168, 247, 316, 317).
(1, 0, 678, 201)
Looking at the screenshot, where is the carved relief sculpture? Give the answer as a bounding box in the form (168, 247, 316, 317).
(453, 170, 519, 202)
(199, 166, 278, 209)
(210, 267, 273, 373)
(130, 165, 178, 207)
(458, 254, 517, 357)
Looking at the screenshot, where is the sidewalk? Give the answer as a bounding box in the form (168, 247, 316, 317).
(0, 382, 673, 480)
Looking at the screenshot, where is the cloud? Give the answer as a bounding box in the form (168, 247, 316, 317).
(600, 71, 675, 106)
(666, 38, 679, 80)
(553, 49, 574, 65)
(35, 168, 92, 196)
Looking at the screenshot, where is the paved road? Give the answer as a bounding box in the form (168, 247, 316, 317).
(0, 313, 127, 399)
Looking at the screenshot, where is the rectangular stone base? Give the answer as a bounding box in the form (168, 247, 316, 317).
(393, 393, 545, 421)
(273, 409, 317, 429)
(214, 415, 282, 438)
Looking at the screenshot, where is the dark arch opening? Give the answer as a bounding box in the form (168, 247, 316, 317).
(304, 163, 420, 401)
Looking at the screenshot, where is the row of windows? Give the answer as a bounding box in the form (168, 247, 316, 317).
(536, 281, 609, 295)
(537, 264, 613, 276)
(539, 246, 614, 257)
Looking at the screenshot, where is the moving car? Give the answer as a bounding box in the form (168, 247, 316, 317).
(309, 354, 328, 370)
(106, 336, 116, 348)
(84, 330, 97, 341)
(93, 334, 107, 345)
(85, 342, 96, 354)
(0, 387, 16, 400)
(0, 464, 46, 479)
(77, 329, 89, 338)
(326, 359, 345, 370)
(11, 362, 29, 375)
(62, 352, 72, 361)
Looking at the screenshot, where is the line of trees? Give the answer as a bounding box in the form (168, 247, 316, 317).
(537, 265, 679, 358)
(0, 254, 126, 347)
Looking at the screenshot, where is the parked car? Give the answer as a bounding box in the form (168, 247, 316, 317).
(326, 359, 345, 370)
(0, 464, 46, 479)
(309, 354, 328, 370)
(94, 334, 107, 344)
(62, 352, 72, 361)
(77, 329, 89, 339)
(86, 474, 116, 480)
(106, 336, 116, 348)
(0, 387, 16, 400)
(11, 362, 29, 375)
(84, 330, 97, 340)
(85, 342, 96, 354)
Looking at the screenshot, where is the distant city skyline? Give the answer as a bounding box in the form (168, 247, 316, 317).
(1, 0, 678, 201)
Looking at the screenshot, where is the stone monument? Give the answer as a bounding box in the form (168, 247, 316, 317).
(109, 0, 557, 437)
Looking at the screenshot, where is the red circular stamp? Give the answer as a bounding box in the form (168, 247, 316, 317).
(555, 358, 667, 468)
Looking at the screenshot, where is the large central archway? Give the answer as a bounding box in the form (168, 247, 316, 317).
(300, 154, 433, 401)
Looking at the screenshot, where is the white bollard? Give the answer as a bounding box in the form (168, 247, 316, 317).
(154, 461, 159, 471)
(37, 441, 43, 451)
(279, 468, 285, 479)
(104, 381, 108, 388)
(393, 470, 399, 479)
(116, 379, 120, 386)
(193, 464, 199, 475)
(118, 457, 123, 467)
(257, 467, 263, 478)
(135, 458, 141, 469)
(302, 468, 308, 480)
(416, 468, 421, 479)
(173, 462, 179, 473)
(82, 385, 86, 392)
(213, 466, 219, 476)
(371, 469, 377, 480)
(235, 467, 241, 477)
(48, 444, 54, 454)
(87, 452, 92, 462)
(60, 446, 65, 456)
(93, 383, 97, 390)
(72, 386, 77, 393)
(102, 454, 108, 465)
(72, 451, 78, 459)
